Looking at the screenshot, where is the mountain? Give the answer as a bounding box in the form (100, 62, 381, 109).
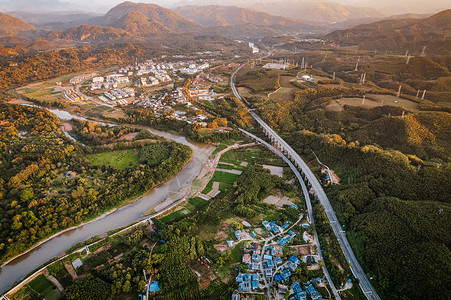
(7, 11, 100, 30)
(98, 1, 200, 33)
(325, 9, 451, 55)
(175, 5, 309, 28)
(249, 0, 388, 24)
(49, 25, 134, 42)
(0, 12, 35, 37)
(110, 11, 172, 34)
(330, 13, 431, 30)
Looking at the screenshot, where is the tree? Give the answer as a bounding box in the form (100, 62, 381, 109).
(64, 276, 113, 300)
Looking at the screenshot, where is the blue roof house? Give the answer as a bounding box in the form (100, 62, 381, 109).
(149, 282, 159, 292)
(251, 280, 259, 289)
(290, 256, 301, 265)
(252, 273, 260, 281)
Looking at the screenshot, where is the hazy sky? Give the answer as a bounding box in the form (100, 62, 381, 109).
(0, 0, 448, 14)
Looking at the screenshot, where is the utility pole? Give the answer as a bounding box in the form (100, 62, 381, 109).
(332, 72, 336, 81)
(362, 95, 366, 105)
(416, 90, 420, 99)
(301, 57, 305, 69)
(421, 90, 426, 99)
(406, 55, 411, 64)
(354, 61, 359, 71)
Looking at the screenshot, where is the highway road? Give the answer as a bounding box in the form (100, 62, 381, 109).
(231, 64, 381, 300)
(239, 129, 340, 300)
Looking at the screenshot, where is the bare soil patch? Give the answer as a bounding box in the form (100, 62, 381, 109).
(117, 132, 138, 141)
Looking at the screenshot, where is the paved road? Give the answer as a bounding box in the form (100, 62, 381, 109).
(232, 65, 381, 300)
(239, 129, 340, 300)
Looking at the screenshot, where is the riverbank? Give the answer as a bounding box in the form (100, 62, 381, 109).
(1, 140, 194, 267)
(0, 102, 215, 294)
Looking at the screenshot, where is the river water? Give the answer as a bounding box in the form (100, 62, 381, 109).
(0, 108, 215, 293)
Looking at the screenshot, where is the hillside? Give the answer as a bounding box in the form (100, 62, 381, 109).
(175, 5, 310, 28)
(249, 0, 387, 24)
(325, 9, 451, 55)
(0, 12, 35, 37)
(99, 1, 200, 33)
(49, 25, 134, 42)
(111, 11, 172, 34)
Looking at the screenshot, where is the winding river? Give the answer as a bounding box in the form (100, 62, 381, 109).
(0, 108, 215, 293)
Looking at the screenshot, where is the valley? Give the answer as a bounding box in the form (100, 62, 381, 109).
(0, 1, 450, 300)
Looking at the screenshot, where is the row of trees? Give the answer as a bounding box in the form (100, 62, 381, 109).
(287, 130, 450, 299)
(69, 119, 161, 146)
(0, 44, 148, 90)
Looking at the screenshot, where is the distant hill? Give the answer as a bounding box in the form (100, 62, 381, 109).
(249, 0, 387, 24)
(175, 5, 311, 28)
(8, 11, 100, 31)
(330, 13, 431, 30)
(98, 1, 200, 34)
(0, 12, 35, 37)
(110, 11, 173, 34)
(50, 25, 134, 42)
(325, 9, 451, 55)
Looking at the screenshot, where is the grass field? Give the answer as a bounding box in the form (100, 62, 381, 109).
(202, 171, 240, 194)
(269, 87, 295, 101)
(86, 149, 140, 170)
(27, 274, 61, 300)
(219, 146, 261, 165)
(189, 197, 208, 209)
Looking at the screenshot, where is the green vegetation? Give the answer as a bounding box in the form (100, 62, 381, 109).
(234, 49, 450, 299)
(18, 274, 61, 300)
(0, 103, 192, 264)
(63, 276, 112, 300)
(0, 44, 148, 91)
(70, 119, 161, 146)
(86, 149, 140, 170)
(285, 121, 450, 299)
(188, 197, 208, 209)
(11, 144, 306, 299)
(236, 67, 280, 93)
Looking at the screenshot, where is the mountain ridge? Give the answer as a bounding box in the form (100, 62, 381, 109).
(325, 9, 451, 55)
(0, 12, 35, 37)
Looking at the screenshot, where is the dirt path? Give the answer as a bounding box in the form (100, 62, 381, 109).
(62, 122, 73, 131)
(48, 275, 64, 292)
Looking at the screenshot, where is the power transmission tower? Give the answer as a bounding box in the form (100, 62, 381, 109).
(421, 46, 426, 56)
(396, 85, 402, 97)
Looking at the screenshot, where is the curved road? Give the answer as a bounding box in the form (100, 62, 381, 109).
(231, 65, 380, 300)
(239, 129, 340, 300)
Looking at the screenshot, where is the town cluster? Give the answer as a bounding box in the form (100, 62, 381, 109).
(230, 214, 326, 299)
